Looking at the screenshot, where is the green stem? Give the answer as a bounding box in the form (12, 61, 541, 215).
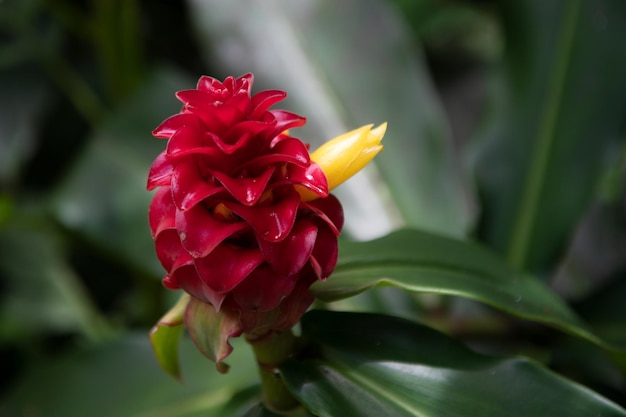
(246, 330, 301, 414)
(507, 0, 581, 268)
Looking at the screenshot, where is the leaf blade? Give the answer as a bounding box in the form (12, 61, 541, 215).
(311, 229, 615, 350)
(281, 311, 626, 417)
(471, 0, 626, 271)
(150, 293, 190, 380)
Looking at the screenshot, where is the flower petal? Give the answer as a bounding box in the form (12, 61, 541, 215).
(149, 187, 176, 237)
(152, 113, 201, 138)
(237, 276, 314, 334)
(147, 152, 174, 191)
(196, 75, 224, 93)
(274, 277, 315, 329)
(225, 188, 301, 242)
(171, 265, 227, 309)
(154, 229, 193, 273)
(241, 137, 310, 171)
(303, 195, 344, 235)
(171, 135, 236, 173)
(171, 162, 223, 210)
(267, 110, 306, 133)
(166, 125, 206, 157)
(232, 264, 297, 311)
(182, 92, 249, 133)
(250, 90, 287, 119)
(310, 223, 339, 279)
(258, 220, 318, 277)
(286, 162, 328, 198)
(194, 245, 265, 294)
(176, 89, 215, 106)
(212, 121, 269, 155)
(175, 204, 248, 258)
(213, 166, 275, 206)
(232, 73, 254, 95)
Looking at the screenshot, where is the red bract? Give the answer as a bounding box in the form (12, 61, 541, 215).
(148, 74, 343, 337)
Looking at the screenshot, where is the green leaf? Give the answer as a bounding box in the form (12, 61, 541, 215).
(470, 0, 626, 271)
(0, 218, 111, 341)
(150, 293, 190, 380)
(185, 296, 242, 374)
(311, 229, 615, 350)
(50, 67, 194, 277)
(0, 334, 259, 417)
(186, 0, 474, 238)
(281, 311, 626, 417)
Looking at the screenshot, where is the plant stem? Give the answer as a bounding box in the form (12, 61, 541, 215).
(246, 330, 301, 414)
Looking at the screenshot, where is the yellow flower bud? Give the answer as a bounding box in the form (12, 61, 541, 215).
(298, 123, 386, 202)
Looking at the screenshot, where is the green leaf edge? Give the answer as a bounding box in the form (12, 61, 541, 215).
(149, 292, 189, 380)
(311, 229, 619, 352)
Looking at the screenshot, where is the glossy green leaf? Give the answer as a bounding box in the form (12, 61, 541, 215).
(50, 67, 194, 277)
(186, 0, 474, 238)
(470, 0, 626, 271)
(0, 334, 259, 417)
(281, 311, 626, 417)
(150, 293, 190, 380)
(311, 229, 614, 349)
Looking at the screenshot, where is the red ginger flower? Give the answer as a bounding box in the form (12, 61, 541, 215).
(148, 74, 344, 337)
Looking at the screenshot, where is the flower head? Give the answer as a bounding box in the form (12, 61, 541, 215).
(148, 74, 343, 341)
(148, 74, 385, 366)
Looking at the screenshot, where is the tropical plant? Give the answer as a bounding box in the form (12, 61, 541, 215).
(1, 1, 625, 416)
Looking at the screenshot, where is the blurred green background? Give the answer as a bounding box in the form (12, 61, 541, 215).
(1, 0, 625, 416)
